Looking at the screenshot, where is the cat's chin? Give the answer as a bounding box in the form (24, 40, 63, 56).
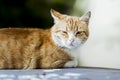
(64, 46, 79, 50)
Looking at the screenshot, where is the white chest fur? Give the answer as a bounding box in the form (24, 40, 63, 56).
(64, 48, 80, 67)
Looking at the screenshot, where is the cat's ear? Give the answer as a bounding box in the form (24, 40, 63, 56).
(50, 9, 63, 23)
(80, 11, 91, 25)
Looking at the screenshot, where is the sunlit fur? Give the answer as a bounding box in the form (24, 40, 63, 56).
(0, 9, 90, 69)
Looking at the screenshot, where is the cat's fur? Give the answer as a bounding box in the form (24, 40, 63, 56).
(0, 9, 91, 69)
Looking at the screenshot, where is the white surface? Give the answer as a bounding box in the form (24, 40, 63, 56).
(0, 68, 120, 80)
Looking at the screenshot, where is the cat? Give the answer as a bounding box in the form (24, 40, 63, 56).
(0, 9, 91, 69)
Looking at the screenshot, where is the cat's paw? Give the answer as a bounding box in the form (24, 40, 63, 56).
(64, 60, 78, 67)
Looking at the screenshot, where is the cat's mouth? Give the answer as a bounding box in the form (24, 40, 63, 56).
(66, 41, 82, 49)
(66, 43, 77, 49)
(69, 43, 74, 46)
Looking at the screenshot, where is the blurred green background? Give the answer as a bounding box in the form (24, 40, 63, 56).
(0, 0, 78, 28)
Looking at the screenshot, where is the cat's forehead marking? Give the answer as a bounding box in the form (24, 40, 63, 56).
(64, 17, 80, 32)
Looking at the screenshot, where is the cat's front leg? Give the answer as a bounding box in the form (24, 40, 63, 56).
(50, 60, 66, 68)
(64, 59, 78, 67)
(23, 58, 36, 69)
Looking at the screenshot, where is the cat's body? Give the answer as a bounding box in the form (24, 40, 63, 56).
(0, 28, 72, 69)
(0, 9, 91, 69)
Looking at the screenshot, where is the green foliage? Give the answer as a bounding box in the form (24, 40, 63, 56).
(0, 0, 76, 28)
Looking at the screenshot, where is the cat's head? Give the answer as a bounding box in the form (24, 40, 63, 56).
(51, 9, 91, 49)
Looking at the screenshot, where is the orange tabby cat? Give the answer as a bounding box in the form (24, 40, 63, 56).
(0, 9, 91, 69)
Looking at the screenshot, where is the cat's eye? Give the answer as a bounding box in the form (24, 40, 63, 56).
(76, 31, 82, 35)
(62, 31, 67, 34)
